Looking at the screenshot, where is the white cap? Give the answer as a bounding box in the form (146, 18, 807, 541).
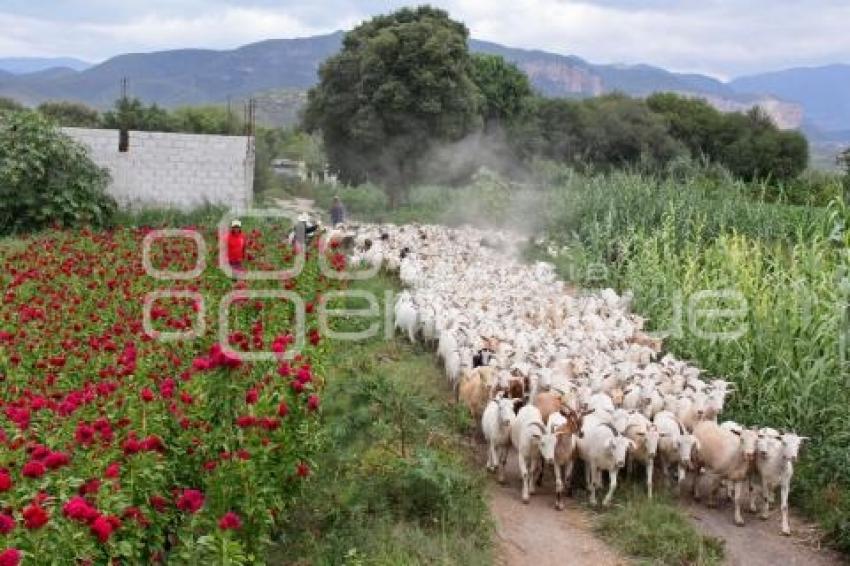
(231, 219, 242, 228)
(298, 212, 310, 222)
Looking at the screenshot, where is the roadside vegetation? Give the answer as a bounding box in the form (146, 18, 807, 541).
(271, 274, 493, 565)
(595, 486, 725, 566)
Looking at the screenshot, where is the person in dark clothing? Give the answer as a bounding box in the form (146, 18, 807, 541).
(330, 195, 346, 226)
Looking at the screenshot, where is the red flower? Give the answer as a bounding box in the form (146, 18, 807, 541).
(0, 514, 15, 535)
(218, 512, 242, 531)
(22, 503, 49, 529)
(0, 549, 21, 566)
(79, 479, 101, 496)
(122, 437, 141, 455)
(307, 394, 320, 412)
(140, 388, 155, 402)
(104, 462, 120, 479)
(90, 515, 120, 542)
(44, 451, 71, 470)
(175, 489, 204, 514)
(63, 496, 100, 523)
(149, 495, 168, 513)
(308, 329, 321, 346)
(296, 367, 313, 384)
(296, 462, 311, 478)
(74, 423, 95, 446)
(141, 435, 165, 452)
(22, 460, 46, 478)
(0, 470, 12, 492)
(245, 388, 258, 405)
(277, 401, 289, 417)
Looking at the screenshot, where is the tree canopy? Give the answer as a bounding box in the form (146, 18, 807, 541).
(37, 101, 101, 128)
(0, 111, 116, 233)
(469, 53, 534, 130)
(304, 6, 483, 203)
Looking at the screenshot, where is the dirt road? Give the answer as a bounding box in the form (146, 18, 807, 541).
(684, 502, 845, 566)
(486, 449, 628, 566)
(486, 447, 843, 566)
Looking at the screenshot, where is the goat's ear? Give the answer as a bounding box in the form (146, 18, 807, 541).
(730, 429, 741, 436)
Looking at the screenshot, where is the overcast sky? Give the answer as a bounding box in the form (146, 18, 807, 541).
(1, 0, 847, 79)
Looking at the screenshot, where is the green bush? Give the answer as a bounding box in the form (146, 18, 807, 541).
(0, 110, 116, 234)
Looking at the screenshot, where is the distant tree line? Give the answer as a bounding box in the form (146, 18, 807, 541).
(304, 6, 809, 204)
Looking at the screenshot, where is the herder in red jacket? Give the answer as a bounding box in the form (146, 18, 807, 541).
(226, 219, 246, 270)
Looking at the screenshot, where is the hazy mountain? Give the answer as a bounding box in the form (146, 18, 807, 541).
(0, 32, 813, 132)
(0, 57, 91, 74)
(731, 64, 850, 134)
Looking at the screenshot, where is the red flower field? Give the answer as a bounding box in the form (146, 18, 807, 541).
(0, 223, 342, 563)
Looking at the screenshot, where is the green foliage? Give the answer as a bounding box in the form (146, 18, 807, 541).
(275, 281, 492, 564)
(102, 97, 174, 131)
(304, 6, 483, 203)
(527, 165, 850, 552)
(169, 105, 244, 135)
(0, 96, 25, 114)
(514, 94, 687, 171)
(37, 100, 101, 127)
(469, 53, 534, 129)
(648, 94, 809, 182)
(304, 183, 388, 219)
(0, 110, 116, 233)
(113, 203, 228, 228)
(839, 148, 850, 202)
(595, 488, 725, 565)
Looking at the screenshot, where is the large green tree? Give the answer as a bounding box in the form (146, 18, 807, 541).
(469, 54, 533, 130)
(0, 111, 116, 233)
(304, 6, 482, 204)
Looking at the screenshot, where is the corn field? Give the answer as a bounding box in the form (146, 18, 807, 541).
(540, 169, 850, 550)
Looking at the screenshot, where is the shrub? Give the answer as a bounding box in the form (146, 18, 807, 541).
(0, 110, 116, 234)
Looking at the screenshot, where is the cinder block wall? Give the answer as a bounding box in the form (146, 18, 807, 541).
(62, 128, 254, 211)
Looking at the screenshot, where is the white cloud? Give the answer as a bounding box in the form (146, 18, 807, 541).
(445, 0, 850, 77)
(0, 1, 848, 77)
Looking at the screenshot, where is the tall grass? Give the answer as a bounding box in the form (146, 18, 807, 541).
(538, 170, 850, 550)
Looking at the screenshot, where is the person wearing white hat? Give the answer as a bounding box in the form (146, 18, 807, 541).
(226, 218, 246, 270)
(292, 211, 319, 252)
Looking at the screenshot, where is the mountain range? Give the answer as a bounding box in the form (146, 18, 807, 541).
(0, 57, 91, 74)
(0, 32, 847, 142)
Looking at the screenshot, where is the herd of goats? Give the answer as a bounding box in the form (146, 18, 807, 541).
(340, 222, 806, 536)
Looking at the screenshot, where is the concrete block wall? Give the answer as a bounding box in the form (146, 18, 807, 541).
(62, 128, 254, 211)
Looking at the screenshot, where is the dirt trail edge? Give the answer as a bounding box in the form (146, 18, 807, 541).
(486, 448, 628, 566)
(683, 502, 844, 566)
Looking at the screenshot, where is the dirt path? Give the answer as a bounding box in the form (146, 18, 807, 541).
(482, 444, 843, 566)
(485, 448, 629, 566)
(683, 502, 845, 566)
